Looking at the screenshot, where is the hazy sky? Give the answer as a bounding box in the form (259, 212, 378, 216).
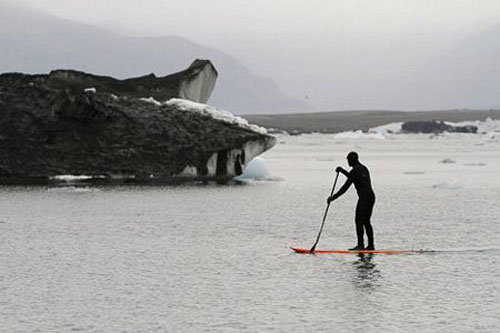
(16, 0, 500, 39)
(11, 0, 500, 110)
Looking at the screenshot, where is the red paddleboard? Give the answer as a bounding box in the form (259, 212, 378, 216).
(291, 247, 423, 254)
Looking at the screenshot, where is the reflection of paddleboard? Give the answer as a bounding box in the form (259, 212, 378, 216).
(291, 247, 426, 254)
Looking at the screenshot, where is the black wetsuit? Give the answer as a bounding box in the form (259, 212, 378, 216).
(349, 163, 376, 247)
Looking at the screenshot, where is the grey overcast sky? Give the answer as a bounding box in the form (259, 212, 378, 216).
(15, 0, 500, 39)
(11, 0, 500, 110)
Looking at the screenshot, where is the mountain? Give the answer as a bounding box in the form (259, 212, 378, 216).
(0, 3, 311, 114)
(404, 23, 500, 110)
(339, 24, 500, 111)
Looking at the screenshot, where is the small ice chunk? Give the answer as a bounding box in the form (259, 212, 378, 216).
(432, 181, 462, 189)
(236, 156, 282, 181)
(242, 157, 270, 179)
(463, 163, 486, 166)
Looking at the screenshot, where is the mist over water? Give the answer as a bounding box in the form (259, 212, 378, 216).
(1, 131, 499, 332)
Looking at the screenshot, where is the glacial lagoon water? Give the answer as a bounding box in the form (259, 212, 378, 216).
(1, 128, 500, 332)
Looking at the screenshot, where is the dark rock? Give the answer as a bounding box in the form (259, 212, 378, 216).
(401, 120, 478, 133)
(0, 62, 275, 184)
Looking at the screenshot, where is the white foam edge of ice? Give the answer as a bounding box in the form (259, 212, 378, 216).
(51, 175, 105, 181)
(139, 97, 267, 135)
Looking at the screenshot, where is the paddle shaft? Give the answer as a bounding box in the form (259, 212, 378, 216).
(310, 171, 340, 252)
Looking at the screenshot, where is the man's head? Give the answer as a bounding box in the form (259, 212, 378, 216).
(347, 151, 359, 167)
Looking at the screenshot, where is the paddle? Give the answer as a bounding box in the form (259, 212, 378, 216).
(310, 171, 340, 253)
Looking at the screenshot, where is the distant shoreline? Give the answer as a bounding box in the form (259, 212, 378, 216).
(244, 109, 500, 134)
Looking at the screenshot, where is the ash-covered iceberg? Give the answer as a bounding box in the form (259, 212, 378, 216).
(401, 120, 478, 133)
(28, 59, 217, 103)
(0, 60, 275, 184)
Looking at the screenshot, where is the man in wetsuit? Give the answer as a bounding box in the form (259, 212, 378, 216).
(327, 152, 376, 250)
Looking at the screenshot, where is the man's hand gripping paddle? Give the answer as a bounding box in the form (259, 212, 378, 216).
(309, 171, 340, 253)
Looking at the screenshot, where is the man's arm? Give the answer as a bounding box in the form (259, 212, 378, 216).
(327, 177, 353, 203)
(336, 166, 349, 177)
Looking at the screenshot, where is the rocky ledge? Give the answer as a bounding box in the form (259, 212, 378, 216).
(0, 60, 275, 184)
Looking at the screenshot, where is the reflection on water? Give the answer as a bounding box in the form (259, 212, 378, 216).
(352, 254, 381, 290)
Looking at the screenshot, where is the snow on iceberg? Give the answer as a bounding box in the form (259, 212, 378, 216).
(165, 98, 268, 135)
(140, 97, 162, 106)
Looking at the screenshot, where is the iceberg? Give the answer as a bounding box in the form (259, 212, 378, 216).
(0, 60, 275, 184)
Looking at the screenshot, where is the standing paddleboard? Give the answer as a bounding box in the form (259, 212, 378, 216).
(291, 247, 424, 254)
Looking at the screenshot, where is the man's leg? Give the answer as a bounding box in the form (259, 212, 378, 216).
(351, 202, 365, 250)
(355, 219, 365, 247)
(364, 222, 374, 249)
(363, 197, 375, 250)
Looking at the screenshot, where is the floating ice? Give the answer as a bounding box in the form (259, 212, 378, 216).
(235, 157, 282, 181)
(369, 122, 403, 135)
(432, 181, 462, 189)
(445, 117, 500, 134)
(334, 130, 388, 140)
(440, 158, 457, 164)
(463, 163, 486, 166)
(84, 87, 96, 93)
(370, 118, 500, 137)
(241, 157, 270, 179)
